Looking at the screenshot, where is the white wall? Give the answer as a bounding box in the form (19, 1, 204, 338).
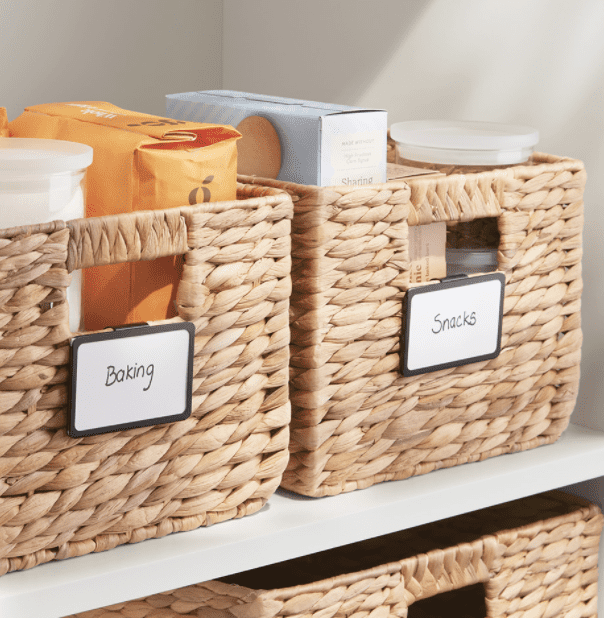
(0, 0, 223, 120)
(224, 0, 604, 433)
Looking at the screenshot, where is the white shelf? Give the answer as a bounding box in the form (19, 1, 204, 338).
(2, 422, 604, 618)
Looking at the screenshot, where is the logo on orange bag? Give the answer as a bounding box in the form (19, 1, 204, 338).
(188, 176, 214, 204)
(127, 119, 188, 127)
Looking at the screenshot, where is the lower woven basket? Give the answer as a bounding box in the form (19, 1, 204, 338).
(240, 149, 586, 497)
(67, 490, 603, 618)
(0, 183, 293, 575)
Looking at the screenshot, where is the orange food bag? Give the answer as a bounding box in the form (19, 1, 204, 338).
(10, 102, 240, 330)
(0, 108, 8, 136)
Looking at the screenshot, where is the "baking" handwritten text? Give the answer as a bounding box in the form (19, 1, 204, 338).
(105, 364, 155, 391)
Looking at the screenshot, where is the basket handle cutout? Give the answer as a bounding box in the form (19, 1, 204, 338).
(66, 207, 188, 273)
(406, 582, 487, 618)
(398, 537, 496, 615)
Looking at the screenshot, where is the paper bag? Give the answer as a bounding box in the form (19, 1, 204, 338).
(10, 102, 240, 330)
(0, 108, 8, 137)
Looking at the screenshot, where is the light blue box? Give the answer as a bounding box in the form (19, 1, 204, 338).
(166, 90, 387, 187)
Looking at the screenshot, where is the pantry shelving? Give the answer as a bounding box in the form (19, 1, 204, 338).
(1, 422, 603, 618)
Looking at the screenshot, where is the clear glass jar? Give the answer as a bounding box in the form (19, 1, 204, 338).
(391, 121, 539, 276)
(390, 120, 539, 174)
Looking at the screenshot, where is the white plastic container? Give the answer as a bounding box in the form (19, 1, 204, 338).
(0, 138, 93, 332)
(390, 120, 539, 167)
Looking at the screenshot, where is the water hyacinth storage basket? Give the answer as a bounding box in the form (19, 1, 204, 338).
(239, 147, 585, 497)
(66, 490, 603, 618)
(0, 183, 293, 574)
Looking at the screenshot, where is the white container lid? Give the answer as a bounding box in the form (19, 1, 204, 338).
(0, 137, 93, 175)
(390, 120, 539, 165)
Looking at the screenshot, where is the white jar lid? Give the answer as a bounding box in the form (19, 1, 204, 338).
(0, 138, 93, 174)
(390, 120, 539, 165)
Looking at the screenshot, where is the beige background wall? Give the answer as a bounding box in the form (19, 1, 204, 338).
(0, 0, 223, 120)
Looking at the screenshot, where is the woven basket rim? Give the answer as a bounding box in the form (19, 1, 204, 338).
(233, 490, 602, 601)
(237, 173, 410, 194)
(256, 537, 489, 601)
(239, 152, 584, 195)
(0, 183, 292, 240)
(490, 489, 602, 538)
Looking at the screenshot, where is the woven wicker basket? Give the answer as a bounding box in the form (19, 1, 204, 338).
(239, 148, 585, 497)
(67, 490, 603, 618)
(0, 183, 293, 575)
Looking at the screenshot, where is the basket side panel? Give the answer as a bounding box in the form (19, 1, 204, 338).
(65, 580, 261, 617)
(64, 492, 602, 618)
(496, 157, 585, 447)
(0, 187, 293, 574)
(486, 495, 602, 618)
(242, 159, 585, 499)
(285, 182, 411, 497)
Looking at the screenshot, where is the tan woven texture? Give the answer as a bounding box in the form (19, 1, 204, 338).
(0, 183, 293, 575)
(239, 148, 585, 497)
(67, 490, 603, 618)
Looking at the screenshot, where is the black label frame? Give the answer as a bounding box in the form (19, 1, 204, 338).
(69, 321, 195, 438)
(401, 272, 506, 377)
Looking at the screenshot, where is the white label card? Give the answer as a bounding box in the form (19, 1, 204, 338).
(69, 322, 195, 437)
(402, 273, 505, 377)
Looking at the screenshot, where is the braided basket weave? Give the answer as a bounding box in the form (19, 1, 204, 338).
(240, 148, 585, 497)
(0, 183, 293, 575)
(67, 490, 603, 618)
